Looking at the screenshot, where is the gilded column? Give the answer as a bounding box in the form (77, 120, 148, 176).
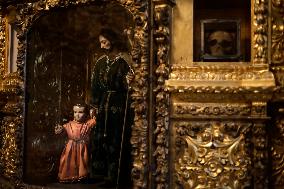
(252, 0, 269, 64)
(0, 15, 5, 77)
(153, 0, 175, 188)
(271, 0, 284, 86)
(126, 0, 150, 187)
(271, 114, 284, 188)
(271, 0, 284, 66)
(0, 73, 23, 185)
(0, 10, 7, 179)
(270, 0, 284, 188)
(251, 102, 269, 188)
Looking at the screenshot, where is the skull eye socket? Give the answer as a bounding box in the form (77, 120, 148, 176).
(220, 40, 232, 48)
(208, 39, 217, 47)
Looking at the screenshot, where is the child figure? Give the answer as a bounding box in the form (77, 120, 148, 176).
(55, 104, 96, 182)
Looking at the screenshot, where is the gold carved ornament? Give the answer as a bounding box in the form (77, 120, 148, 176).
(253, 0, 269, 64)
(0, 0, 150, 188)
(252, 122, 269, 188)
(271, 118, 284, 187)
(153, 1, 175, 188)
(0, 15, 5, 77)
(0, 74, 23, 183)
(270, 1, 284, 187)
(174, 121, 252, 188)
(271, 0, 284, 65)
(173, 103, 251, 117)
(271, 0, 284, 87)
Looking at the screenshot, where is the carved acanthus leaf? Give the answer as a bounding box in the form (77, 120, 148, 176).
(174, 121, 252, 188)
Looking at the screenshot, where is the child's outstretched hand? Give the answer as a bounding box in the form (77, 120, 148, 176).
(55, 124, 63, 134)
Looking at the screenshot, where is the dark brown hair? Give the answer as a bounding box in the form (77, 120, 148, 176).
(99, 27, 129, 52)
(73, 103, 89, 114)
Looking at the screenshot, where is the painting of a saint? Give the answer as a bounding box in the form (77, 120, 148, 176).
(24, 3, 134, 188)
(90, 27, 134, 188)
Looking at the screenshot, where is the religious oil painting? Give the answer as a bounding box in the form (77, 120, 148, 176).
(200, 19, 241, 62)
(24, 2, 134, 188)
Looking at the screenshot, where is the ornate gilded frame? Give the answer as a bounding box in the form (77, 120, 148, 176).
(0, 0, 153, 188)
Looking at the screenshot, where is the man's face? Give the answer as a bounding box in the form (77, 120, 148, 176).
(73, 106, 86, 122)
(99, 35, 111, 50)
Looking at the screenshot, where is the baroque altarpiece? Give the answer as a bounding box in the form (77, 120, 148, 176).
(0, 0, 284, 188)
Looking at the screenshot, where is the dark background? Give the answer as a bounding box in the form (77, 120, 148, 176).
(24, 2, 133, 185)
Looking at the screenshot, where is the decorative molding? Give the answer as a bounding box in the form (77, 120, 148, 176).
(166, 85, 277, 97)
(0, 72, 23, 184)
(165, 64, 276, 103)
(271, 0, 284, 65)
(0, 0, 149, 188)
(251, 102, 267, 117)
(0, 15, 5, 78)
(252, 122, 268, 188)
(1, 72, 23, 94)
(173, 103, 251, 117)
(271, 67, 284, 87)
(126, 0, 149, 187)
(153, 2, 172, 189)
(271, 117, 284, 188)
(1, 115, 23, 184)
(170, 64, 274, 82)
(252, 0, 269, 64)
(271, 0, 284, 89)
(174, 121, 252, 188)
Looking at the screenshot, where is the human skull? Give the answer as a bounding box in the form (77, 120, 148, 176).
(207, 31, 234, 56)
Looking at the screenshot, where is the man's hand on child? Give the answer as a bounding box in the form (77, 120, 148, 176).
(126, 72, 134, 84)
(55, 124, 63, 134)
(90, 108, 97, 119)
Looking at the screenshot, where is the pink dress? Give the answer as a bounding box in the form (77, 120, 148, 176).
(58, 119, 96, 182)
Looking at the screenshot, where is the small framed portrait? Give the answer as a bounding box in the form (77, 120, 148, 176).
(200, 19, 241, 62)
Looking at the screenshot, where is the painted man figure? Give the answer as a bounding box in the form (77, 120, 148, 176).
(90, 27, 133, 188)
